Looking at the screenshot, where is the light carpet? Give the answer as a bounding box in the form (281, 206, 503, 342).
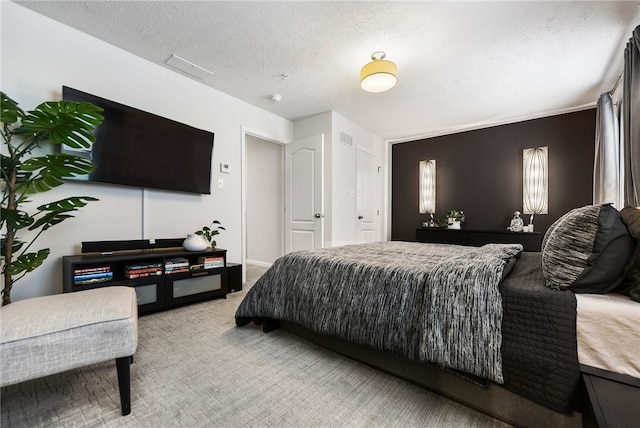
(1, 265, 509, 427)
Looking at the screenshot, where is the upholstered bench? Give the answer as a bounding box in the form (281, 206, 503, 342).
(0, 286, 138, 415)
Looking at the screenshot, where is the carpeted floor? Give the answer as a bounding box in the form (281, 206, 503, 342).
(1, 264, 510, 427)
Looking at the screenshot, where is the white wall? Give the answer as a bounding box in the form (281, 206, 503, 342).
(1, 2, 293, 301)
(246, 135, 283, 265)
(293, 111, 386, 247)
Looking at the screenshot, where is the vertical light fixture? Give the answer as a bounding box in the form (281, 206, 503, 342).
(419, 160, 436, 217)
(360, 51, 398, 93)
(523, 147, 548, 229)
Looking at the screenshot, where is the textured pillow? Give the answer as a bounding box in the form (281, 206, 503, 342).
(618, 207, 640, 302)
(541, 204, 634, 293)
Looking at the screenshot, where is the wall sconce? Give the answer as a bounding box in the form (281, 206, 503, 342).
(419, 160, 436, 222)
(523, 147, 548, 229)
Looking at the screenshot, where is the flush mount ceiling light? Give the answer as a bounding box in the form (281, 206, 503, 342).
(360, 51, 398, 93)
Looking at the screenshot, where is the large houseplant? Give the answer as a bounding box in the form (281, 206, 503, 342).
(1, 91, 103, 305)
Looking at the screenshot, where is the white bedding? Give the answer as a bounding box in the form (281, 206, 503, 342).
(576, 292, 640, 378)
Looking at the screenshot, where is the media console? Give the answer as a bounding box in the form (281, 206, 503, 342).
(63, 248, 236, 315)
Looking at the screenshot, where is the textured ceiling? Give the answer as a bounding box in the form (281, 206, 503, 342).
(14, 1, 640, 142)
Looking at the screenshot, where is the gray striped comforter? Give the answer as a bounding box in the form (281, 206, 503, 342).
(235, 241, 523, 383)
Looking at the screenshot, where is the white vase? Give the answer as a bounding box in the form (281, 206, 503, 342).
(182, 234, 208, 251)
(448, 220, 461, 230)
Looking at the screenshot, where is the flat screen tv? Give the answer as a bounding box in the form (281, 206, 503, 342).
(61, 86, 214, 194)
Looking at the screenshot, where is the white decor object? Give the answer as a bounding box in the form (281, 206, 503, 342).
(182, 234, 208, 251)
(523, 146, 548, 214)
(419, 159, 436, 215)
(523, 146, 549, 227)
(448, 221, 461, 230)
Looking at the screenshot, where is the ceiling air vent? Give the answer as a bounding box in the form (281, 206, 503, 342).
(339, 131, 354, 147)
(165, 55, 213, 80)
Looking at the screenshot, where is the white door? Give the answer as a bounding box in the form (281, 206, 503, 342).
(285, 134, 324, 253)
(356, 146, 380, 243)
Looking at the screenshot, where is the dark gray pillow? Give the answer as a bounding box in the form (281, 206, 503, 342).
(541, 204, 634, 293)
(618, 207, 640, 302)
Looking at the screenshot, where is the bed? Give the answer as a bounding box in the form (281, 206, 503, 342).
(235, 204, 640, 427)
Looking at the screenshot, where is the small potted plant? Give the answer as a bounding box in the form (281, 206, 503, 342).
(196, 220, 226, 248)
(183, 220, 226, 251)
(446, 210, 465, 229)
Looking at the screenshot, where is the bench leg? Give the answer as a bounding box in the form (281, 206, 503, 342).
(116, 356, 132, 416)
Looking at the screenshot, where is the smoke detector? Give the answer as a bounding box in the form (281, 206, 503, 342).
(269, 93, 282, 102)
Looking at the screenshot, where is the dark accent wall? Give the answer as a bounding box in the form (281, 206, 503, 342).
(391, 109, 596, 242)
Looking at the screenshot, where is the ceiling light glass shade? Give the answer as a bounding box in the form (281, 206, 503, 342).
(419, 160, 436, 214)
(360, 51, 398, 93)
(523, 147, 548, 215)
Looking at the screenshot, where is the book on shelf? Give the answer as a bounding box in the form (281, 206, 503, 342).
(74, 266, 111, 275)
(165, 257, 189, 267)
(74, 272, 113, 281)
(126, 271, 163, 279)
(74, 275, 113, 286)
(164, 267, 189, 274)
(198, 256, 224, 269)
(125, 266, 163, 275)
(125, 262, 162, 271)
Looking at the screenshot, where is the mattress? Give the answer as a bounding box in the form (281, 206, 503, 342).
(576, 292, 640, 379)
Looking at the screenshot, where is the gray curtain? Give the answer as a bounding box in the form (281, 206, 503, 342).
(594, 93, 620, 207)
(623, 25, 640, 207)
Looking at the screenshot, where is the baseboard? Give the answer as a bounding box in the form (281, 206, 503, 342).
(246, 259, 273, 268)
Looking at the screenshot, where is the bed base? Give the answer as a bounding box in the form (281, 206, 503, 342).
(275, 319, 582, 428)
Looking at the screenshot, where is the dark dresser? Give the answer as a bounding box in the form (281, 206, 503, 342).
(416, 228, 543, 252)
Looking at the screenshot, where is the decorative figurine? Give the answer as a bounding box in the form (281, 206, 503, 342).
(423, 213, 436, 228)
(508, 211, 524, 232)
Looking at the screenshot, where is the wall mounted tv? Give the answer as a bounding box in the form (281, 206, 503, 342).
(61, 86, 214, 194)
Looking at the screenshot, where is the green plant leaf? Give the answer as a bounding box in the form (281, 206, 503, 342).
(19, 154, 95, 194)
(0, 91, 24, 125)
(37, 196, 98, 212)
(29, 196, 99, 231)
(6, 249, 50, 276)
(29, 212, 74, 231)
(2, 154, 34, 187)
(19, 100, 103, 148)
(0, 238, 25, 258)
(2, 208, 35, 230)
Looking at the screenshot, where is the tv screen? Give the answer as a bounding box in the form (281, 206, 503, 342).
(61, 86, 214, 194)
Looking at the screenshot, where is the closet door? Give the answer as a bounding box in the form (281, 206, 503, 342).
(356, 146, 380, 243)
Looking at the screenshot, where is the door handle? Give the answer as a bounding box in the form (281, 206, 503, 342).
(314, 213, 323, 218)
(358, 215, 364, 220)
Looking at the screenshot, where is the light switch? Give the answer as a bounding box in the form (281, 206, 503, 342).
(220, 162, 230, 174)
(217, 179, 224, 189)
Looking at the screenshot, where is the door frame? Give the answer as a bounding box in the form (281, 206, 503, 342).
(241, 126, 286, 283)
